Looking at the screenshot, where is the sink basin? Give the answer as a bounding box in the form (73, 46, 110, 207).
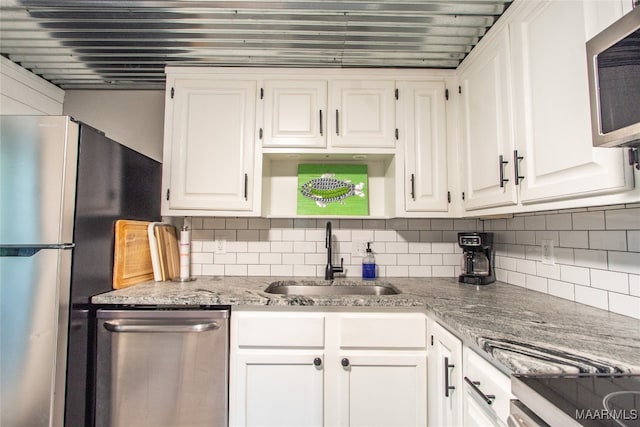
(264, 280, 400, 296)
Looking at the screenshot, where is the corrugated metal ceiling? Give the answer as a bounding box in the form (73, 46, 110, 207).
(0, 0, 512, 89)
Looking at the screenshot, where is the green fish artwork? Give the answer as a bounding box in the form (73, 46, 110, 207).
(297, 164, 369, 216)
(300, 173, 365, 207)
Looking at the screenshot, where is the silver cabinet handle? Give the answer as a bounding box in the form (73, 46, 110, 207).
(319, 110, 323, 136)
(410, 173, 416, 200)
(464, 376, 495, 405)
(499, 154, 509, 188)
(514, 150, 524, 185)
(244, 173, 248, 200)
(335, 109, 340, 135)
(104, 320, 220, 333)
(444, 356, 456, 397)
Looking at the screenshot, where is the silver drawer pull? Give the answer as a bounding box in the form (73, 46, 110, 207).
(104, 320, 220, 333)
(464, 376, 496, 405)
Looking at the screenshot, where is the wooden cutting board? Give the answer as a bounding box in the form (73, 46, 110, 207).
(113, 220, 154, 289)
(154, 224, 180, 281)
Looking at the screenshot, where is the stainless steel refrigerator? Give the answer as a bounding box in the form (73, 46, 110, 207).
(0, 116, 161, 427)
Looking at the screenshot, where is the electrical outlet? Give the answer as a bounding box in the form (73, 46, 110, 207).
(352, 240, 367, 257)
(214, 239, 226, 254)
(541, 240, 555, 265)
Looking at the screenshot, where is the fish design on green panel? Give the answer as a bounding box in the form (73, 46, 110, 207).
(299, 173, 365, 207)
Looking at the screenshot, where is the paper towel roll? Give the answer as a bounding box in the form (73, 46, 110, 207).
(179, 226, 191, 280)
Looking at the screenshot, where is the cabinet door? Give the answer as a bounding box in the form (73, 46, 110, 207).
(232, 351, 324, 427)
(397, 81, 449, 213)
(509, 1, 632, 204)
(167, 79, 256, 211)
(428, 320, 463, 427)
(329, 80, 396, 148)
(458, 30, 518, 211)
(262, 80, 327, 148)
(336, 352, 427, 427)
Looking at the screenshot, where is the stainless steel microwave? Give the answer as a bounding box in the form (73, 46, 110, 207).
(586, 6, 640, 148)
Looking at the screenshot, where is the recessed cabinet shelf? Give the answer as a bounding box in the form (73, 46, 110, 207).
(261, 153, 396, 218)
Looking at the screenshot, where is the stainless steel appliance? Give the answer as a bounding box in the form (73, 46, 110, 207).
(95, 309, 230, 427)
(587, 5, 640, 148)
(0, 116, 161, 427)
(510, 374, 640, 427)
(458, 232, 495, 285)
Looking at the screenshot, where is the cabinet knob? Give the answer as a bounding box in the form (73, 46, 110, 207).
(341, 358, 350, 367)
(313, 357, 322, 367)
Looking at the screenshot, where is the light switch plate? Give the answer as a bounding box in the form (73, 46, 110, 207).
(352, 240, 367, 257)
(214, 239, 226, 254)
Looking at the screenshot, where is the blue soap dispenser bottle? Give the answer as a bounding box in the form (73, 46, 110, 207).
(362, 242, 376, 280)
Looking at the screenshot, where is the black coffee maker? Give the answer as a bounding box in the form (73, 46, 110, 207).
(458, 232, 495, 285)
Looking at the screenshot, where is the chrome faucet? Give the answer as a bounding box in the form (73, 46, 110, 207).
(324, 221, 344, 280)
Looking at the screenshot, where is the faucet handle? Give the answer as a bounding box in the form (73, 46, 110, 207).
(334, 257, 344, 273)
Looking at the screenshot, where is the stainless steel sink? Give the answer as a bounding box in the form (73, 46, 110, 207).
(264, 280, 400, 296)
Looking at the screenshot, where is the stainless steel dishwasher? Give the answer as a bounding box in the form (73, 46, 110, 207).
(95, 308, 229, 427)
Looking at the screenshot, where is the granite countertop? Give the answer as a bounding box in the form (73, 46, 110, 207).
(92, 276, 640, 376)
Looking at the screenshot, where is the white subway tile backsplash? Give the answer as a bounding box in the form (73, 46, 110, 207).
(526, 275, 548, 293)
(260, 253, 282, 265)
(432, 242, 455, 253)
(386, 242, 409, 253)
(188, 205, 637, 318)
(608, 251, 640, 275)
(536, 262, 561, 280)
(432, 219, 454, 230)
(545, 213, 572, 230)
(629, 275, 640, 297)
(525, 215, 546, 230)
(560, 265, 590, 286)
(628, 231, 640, 252)
(508, 271, 526, 287)
(575, 285, 608, 311)
(432, 265, 454, 277)
(573, 249, 608, 270)
(548, 279, 575, 300)
(589, 230, 627, 251)
(517, 259, 537, 275)
(590, 269, 629, 294)
(398, 253, 420, 265)
(605, 208, 640, 230)
(375, 230, 397, 242)
(572, 211, 605, 230)
(248, 265, 270, 276)
(559, 231, 589, 249)
(608, 293, 640, 320)
(516, 231, 536, 245)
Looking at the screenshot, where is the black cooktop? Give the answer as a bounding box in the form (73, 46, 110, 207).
(512, 374, 640, 427)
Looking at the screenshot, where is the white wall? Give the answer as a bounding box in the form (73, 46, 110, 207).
(63, 90, 165, 161)
(0, 56, 64, 115)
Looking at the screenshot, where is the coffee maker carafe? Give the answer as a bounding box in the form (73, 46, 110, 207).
(458, 232, 495, 285)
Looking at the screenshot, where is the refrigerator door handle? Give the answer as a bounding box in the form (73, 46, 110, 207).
(0, 243, 75, 257)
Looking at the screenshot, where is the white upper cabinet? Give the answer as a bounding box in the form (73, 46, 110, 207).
(162, 76, 259, 215)
(457, 30, 518, 211)
(262, 80, 327, 148)
(261, 78, 397, 151)
(509, 0, 633, 204)
(397, 80, 450, 214)
(328, 80, 396, 149)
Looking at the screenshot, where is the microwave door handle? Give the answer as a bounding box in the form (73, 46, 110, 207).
(103, 320, 220, 333)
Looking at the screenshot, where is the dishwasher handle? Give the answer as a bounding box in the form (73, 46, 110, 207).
(103, 319, 221, 333)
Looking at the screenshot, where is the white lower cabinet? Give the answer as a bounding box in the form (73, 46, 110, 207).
(229, 311, 427, 427)
(427, 320, 463, 427)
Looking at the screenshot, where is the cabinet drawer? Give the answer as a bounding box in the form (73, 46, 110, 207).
(338, 313, 426, 349)
(463, 348, 512, 424)
(236, 312, 324, 348)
